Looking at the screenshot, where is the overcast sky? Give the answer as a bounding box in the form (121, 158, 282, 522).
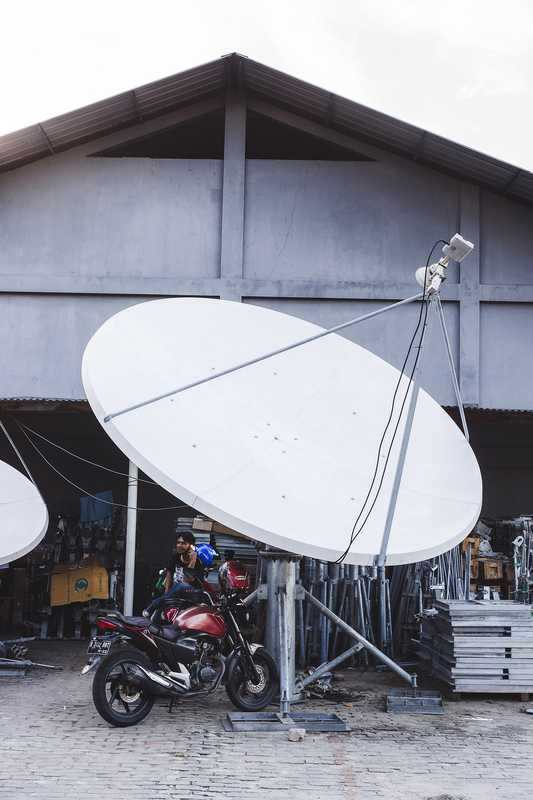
(3, 0, 533, 170)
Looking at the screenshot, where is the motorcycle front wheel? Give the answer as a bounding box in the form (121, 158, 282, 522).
(225, 647, 278, 711)
(92, 648, 155, 727)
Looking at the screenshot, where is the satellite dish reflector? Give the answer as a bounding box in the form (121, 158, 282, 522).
(0, 460, 48, 563)
(82, 298, 482, 565)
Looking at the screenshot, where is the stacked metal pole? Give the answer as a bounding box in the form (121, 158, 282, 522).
(258, 544, 476, 669)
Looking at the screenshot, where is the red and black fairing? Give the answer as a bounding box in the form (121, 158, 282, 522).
(145, 605, 225, 669)
(163, 605, 227, 637)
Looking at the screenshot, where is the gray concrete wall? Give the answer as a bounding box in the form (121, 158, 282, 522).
(0, 294, 154, 398)
(480, 190, 533, 285)
(244, 159, 459, 284)
(1, 108, 532, 409)
(0, 154, 222, 280)
(480, 302, 533, 409)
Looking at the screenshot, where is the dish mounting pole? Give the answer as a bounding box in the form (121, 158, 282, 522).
(250, 549, 417, 729)
(375, 294, 434, 652)
(373, 273, 469, 652)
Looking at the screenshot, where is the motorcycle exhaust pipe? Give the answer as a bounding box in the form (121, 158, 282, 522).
(133, 664, 187, 696)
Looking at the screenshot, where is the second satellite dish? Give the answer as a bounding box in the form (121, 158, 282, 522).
(82, 298, 482, 565)
(0, 460, 49, 563)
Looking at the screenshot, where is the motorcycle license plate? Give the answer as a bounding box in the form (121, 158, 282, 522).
(87, 637, 112, 656)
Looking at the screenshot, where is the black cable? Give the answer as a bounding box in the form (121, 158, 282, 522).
(336, 239, 448, 563)
(343, 297, 431, 548)
(15, 420, 156, 484)
(16, 422, 189, 512)
(335, 302, 427, 563)
(338, 238, 447, 559)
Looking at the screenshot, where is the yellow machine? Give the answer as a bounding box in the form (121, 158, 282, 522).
(51, 561, 109, 606)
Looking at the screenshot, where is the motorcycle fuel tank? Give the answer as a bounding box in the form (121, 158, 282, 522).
(176, 605, 227, 637)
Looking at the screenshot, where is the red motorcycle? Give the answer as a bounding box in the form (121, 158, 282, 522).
(82, 561, 277, 727)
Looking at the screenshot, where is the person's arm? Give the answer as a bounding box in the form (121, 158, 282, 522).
(182, 550, 201, 585)
(164, 566, 173, 592)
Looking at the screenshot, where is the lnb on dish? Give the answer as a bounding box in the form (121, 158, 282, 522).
(415, 233, 475, 293)
(442, 233, 474, 263)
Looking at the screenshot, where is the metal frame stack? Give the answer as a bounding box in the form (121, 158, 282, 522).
(418, 600, 533, 693)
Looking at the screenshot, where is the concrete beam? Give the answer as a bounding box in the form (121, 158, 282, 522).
(459, 183, 481, 406)
(0, 275, 460, 301)
(219, 86, 246, 299)
(241, 279, 458, 301)
(4, 272, 533, 304)
(0, 275, 223, 296)
(479, 284, 533, 303)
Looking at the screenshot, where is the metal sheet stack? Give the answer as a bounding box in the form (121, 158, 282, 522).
(418, 600, 533, 693)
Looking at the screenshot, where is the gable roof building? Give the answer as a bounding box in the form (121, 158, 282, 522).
(1, 53, 532, 204)
(1, 52, 532, 521)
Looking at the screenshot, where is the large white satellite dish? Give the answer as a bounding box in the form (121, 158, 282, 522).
(0, 460, 49, 563)
(82, 297, 482, 566)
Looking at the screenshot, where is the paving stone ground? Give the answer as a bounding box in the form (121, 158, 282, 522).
(1, 641, 532, 800)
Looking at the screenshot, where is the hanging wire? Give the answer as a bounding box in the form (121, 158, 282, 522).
(16, 422, 189, 513)
(15, 420, 156, 484)
(336, 239, 448, 563)
(337, 295, 432, 561)
(0, 419, 40, 487)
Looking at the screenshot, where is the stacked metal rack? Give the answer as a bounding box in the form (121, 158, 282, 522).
(509, 517, 533, 604)
(417, 599, 533, 693)
(255, 547, 474, 667)
(296, 560, 378, 668)
(390, 544, 474, 657)
(183, 515, 524, 678)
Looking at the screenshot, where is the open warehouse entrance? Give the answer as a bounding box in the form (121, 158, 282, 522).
(1, 400, 532, 642)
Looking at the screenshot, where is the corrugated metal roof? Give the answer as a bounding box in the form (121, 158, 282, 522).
(3, 398, 532, 416)
(0, 56, 226, 172)
(0, 397, 85, 402)
(0, 397, 88, 411)
(444, 406, 533, 417)
(0, 53, 532, 205)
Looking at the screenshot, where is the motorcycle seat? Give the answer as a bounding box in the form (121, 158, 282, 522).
(160, 590, 213, 608)
(125, 616, 151, 627)
(106, 610, 150, 628)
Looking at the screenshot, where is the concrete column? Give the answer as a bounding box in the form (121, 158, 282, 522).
(459, 183, 481, 406)
(220, 79, 246, 302)
(123, 460, 138, 615)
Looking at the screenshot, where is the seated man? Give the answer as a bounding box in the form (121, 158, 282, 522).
(143, 531, 205, 618)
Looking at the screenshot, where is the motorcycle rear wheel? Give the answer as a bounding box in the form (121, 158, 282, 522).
(225, 647, 278, 711)
(92, 648, 155, 727)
